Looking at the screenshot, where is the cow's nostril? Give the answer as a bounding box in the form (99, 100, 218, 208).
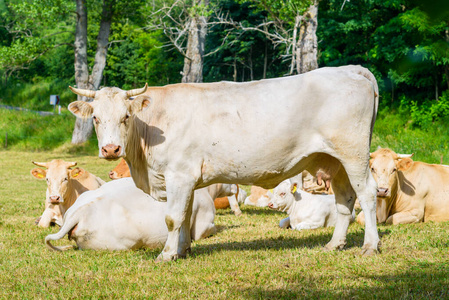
(114, 146, 121, 154)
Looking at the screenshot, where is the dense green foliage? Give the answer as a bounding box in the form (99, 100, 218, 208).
(0, 0, 447, 112)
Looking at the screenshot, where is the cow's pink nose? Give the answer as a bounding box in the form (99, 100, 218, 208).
(109, 171, 117, 179)
(268, 203, 274, 208)
(101, 144, 122, 159)
(377, 188, 389, 197)
(49, 196, 60, 204)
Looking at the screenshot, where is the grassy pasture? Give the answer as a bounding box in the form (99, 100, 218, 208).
(1, 150, 449, 299)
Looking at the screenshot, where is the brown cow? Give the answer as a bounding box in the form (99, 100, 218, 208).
(357, 148, 449, 225)
(31, 160, 105, 227)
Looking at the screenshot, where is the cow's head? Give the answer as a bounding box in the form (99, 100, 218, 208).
(31, 160, 83, 204)
(68, 84, 150, 160)
(109, 158, 131, 180)
(267, 180, 297, 212)
(369, 148, 414, 222)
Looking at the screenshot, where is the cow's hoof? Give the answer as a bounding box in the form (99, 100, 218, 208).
(361, 243, 380, 256)
(35, 217, 41, 225)
(155, 252, 186, 263)
(233, 209, 242, 216)
(323, 241, 346, 252)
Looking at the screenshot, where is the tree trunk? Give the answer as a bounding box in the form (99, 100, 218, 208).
(72, 0, 93, 144)
(182, 14, 207, 83)
(90, 0, 114, 90)
(296, 0, 319, 74)
(72, 0, 114, 144)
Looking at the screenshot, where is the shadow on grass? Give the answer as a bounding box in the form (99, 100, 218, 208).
(238, 206, 286, 216)
(237, 262, 449, 299)
(192, 226, 386, 257)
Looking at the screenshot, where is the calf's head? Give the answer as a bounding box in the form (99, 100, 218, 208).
(267, 180, 298, 212)
(31, 160, 84, 204)
(68, 85, 150, 160)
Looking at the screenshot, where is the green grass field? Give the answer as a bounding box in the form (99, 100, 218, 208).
(1, 150, 449, 299)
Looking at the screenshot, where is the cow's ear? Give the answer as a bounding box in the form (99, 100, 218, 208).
(290, 183, 298, 194)
(129, 95, 151, 114)
(68, 101, 93, 118)
(70, 167, 85, 179)
(31, 168, 46, 179)
(397, 158, 413, 171)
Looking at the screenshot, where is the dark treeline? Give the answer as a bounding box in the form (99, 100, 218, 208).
(0, 0, 448, 127)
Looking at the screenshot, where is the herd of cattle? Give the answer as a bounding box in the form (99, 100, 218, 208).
(29, 65, 449, 261)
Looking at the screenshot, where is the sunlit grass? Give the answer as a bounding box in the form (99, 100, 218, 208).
(1, 151, 448, 298)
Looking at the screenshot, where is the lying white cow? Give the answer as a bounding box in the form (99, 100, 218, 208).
(31, 160, 105, 227)
(45, 178, 236, 251)
(268, 179, 350, 230)
(68, 65, 380, 261)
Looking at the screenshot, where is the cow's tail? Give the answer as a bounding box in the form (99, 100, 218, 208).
(44, 209, 81, 251)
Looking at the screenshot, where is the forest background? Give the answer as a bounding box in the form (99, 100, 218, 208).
(0, 0, 449, 161)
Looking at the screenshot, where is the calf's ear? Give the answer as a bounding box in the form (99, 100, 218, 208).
(397, 158, 413, 171)
(70, 167, 85, 179)
(291, 183, 298, 194)
(31, 168, 46, 179)
(128, 95, 151, 114)
(68, 101, 93, 118)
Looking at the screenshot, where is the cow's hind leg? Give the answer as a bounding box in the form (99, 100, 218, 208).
(324, 167, 357, 251)
(156, 174, 195, 262)
(343, 163, 380, 255)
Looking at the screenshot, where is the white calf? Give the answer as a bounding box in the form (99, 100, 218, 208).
(268, 179, 354, 230)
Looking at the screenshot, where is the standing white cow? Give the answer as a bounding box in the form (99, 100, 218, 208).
(68, 65, 380, 261)
(45, 178, 236, 250)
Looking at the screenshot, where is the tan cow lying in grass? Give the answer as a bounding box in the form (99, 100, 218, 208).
(358, 148, 449, 225)
(267, 179, 354, 230)
(31, 160, 105, 228)
(45, 178, 236, 251)
(108, 158, 243, 214)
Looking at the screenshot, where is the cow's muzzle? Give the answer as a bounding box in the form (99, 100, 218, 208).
(101, 144, 122, 160)
(49, 196, 61, 204)
(267, 203, 274, 209)
(377, 187, 389, 197)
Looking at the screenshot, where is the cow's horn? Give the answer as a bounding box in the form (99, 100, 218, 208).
(32, 161, 49, 168)
(69, 86, 96, 98)
(126, 83, 148, 97)
(397, 153, 414, 159)
(66, 162, 77, 168)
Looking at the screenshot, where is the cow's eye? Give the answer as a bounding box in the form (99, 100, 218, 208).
(122, 115, 129, 123)
(280, 192, 286, 197)
(371, 167, 375, 173)
(391, 168, 397, 174)
(93, 116, 100, 124)
(63, 177, 68, 181)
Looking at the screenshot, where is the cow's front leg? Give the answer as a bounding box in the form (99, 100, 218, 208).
(37, 208, 54, 228)
(156, 175, 195, 262)
(386, 210, 423, 225)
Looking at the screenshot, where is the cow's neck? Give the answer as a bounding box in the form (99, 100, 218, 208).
(60, 180, 82, 215)
(284, 193, 299, 215)
(378, 177, 399, 222)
